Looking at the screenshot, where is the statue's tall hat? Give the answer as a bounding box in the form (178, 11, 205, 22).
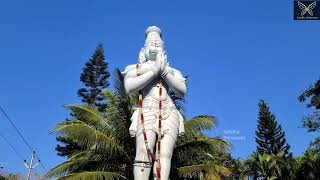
(145, 26, 162, 39)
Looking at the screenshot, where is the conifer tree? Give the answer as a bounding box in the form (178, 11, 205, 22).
(55, 136, 81, 158)
(255, 100, 291, 156)
(77, 43, 110, 112)
(56, 44, 110, 157)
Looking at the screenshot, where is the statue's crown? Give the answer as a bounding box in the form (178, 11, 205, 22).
(145, 26, 162, 37)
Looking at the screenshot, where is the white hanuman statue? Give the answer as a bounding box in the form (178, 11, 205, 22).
(123, 26, 187, 180)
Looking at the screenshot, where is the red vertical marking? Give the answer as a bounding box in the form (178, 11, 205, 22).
(143, 132, 147, 140)
(156, 168, 161, 179)
(150, 152, 155, 161)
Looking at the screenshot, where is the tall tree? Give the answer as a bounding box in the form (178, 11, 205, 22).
(55, 44, 110, 158)
(78, 43, 110, 112)
(299, 78, 320, 155)
(55, 136, 81, 158)
(255, 100, 291, 156)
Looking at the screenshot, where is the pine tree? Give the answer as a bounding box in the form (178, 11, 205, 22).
(77, 43, 110, 112)
(255, 100, 291, 156)
(55, 136, 81, 158)
(56, 44, 110, 157)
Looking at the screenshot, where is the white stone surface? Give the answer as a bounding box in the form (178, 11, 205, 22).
(123, 26, 186, 180)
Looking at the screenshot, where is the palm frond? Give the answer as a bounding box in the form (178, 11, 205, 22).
(177, 163, 231, 179)
(54, 120, 129, 160)
(103, 89, 117, 104)
(68, 151, 87, 161)
(176, 136, 229, 154)
(65, 104, 111, 134)
(104, 71, 134, 142)
(44, 159, 84, 178)
(57, 171, 127, 180)
(184, 115, 216, 133)
(113, 68, 128, 101)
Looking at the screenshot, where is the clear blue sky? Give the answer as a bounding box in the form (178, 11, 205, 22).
(0, 0, 319, 175)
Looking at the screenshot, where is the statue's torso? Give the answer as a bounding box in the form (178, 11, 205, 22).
(133, 78, 181, 137)
(125, 62, 185, 138)
(142, 78, 169, 101)
(141, 78, 176, 117)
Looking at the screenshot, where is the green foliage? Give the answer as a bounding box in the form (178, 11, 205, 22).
(299, 79, 320, 156)
(54, 119, 127, 157)
(225, 79, 320, 179)
(299, 79, 320, 110)
(302, 110, 320, 133)
(46, 106, 133, 179)
(308, 133, 320, 157)
(57, 171, 126, 180)
(77, 43, 110, 112)
(299, 79, 320, 134)
(171, 115, 231, 179)
(295, 150, 320, 180)
(56, 44, 111, 158)
(55, 136, 81, 158)
(0, 174, 25, 180)
(49, 68, 231, 179)
(255, 100, 291, 156)
(177, 163, 230, 180)
(184, 115, 216, 134)
(245, 152, 295, 180)
(226, 158, 251, 180)
(46, 69, 134, 179)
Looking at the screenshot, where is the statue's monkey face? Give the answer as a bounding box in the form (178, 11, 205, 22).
(144, 31, 164, 61)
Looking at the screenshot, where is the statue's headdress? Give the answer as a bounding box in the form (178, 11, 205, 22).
(139, 26, 166, 63)
(145, 26, 162, 38)
(144, 26, 163, 46)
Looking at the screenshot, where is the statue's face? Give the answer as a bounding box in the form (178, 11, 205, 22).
(144, 32, 164, 61)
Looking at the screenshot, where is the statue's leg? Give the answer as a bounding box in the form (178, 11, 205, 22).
(158, 134, 177, 180)
(134, 130, 156, 180)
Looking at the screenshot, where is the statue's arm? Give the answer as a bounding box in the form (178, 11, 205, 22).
(162, 67, 186, 97)
(123, 64, 158, 94)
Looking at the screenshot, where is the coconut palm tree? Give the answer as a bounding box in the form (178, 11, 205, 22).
(45, 69, 136, 180)
(44, 104, 131, 179)
(45, 68, 230, 179)
(170, 115, 231, 179)
(244, 152, 295, 180)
